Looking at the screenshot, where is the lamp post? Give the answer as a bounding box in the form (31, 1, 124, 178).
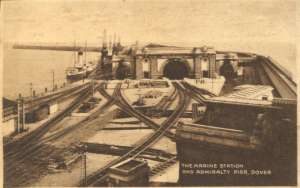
(52, 70, 55, 91)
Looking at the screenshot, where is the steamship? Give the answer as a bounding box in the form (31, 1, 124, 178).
(66, 51, 96, 82)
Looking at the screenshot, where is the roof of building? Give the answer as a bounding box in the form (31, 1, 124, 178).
(207, 96, 273, 107)
(225, 85, 274, 99)
(136, 45, 215, 55)
(176, 122, 259, 150)
(205, 85, 278, 108)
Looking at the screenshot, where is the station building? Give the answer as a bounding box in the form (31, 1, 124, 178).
(103, 45, 223, 80)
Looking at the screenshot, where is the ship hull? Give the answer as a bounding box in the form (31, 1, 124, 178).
(66, 72, 87, 82)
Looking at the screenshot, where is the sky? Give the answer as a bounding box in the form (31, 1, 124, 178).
(2, 0, 296, 45)
(1, 0, 297, 75)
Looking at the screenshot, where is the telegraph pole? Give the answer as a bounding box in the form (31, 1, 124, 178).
(17, 93, 25, 133)
(80, 144, 87, 186)
(17, 97, 22, 133)
(29, 82, 33, 130)
(52, 70, 55, 91)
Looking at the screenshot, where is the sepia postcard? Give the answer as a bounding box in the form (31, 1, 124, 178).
(1, 0, 298, 187)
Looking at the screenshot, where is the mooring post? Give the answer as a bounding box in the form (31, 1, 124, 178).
(17, 98, 21, 133)
(52, 70, 55, 91)
(21, 99, 25, 131)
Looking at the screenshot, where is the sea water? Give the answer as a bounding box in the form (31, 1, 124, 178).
(3, 43, 100, 99)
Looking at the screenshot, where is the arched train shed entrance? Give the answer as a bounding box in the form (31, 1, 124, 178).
(162, 58, 191, 80)
(134, 46, 217, 79)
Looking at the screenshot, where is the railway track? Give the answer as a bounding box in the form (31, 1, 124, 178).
(84, 81, 190, 186)
(4, 84, 93, 156)
(23, 82, 92, 112)
(3, 83, 91, 122)
(180, 81, 215, 103)
(4, 82, 118, 162)
(9, 83, 119, 168)
(4, 82, 120, 187)
(39, 82, 118, 143)
(83, 142, 176, 162)
(154, 86, 178, 113)
(4, 84, 94, 186)
(97, 83, 176, 139)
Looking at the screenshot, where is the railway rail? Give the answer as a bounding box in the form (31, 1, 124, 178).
(84, 82, 190, 186)
(154, 86, 178, 112)
(9, 83, 120, 170)
(97, 83, 176, 139)
(23, 82, 92, 112)
(38, 82, 118, 144)
(82, 142, 176, 162)
(4, 84, 94, 186)
(3, 82, 92, 122)
(181, 81, 215, 103)
(4, 82, 121, 187)
(4, 84, 92, 155)
(4, 82, 119, 161)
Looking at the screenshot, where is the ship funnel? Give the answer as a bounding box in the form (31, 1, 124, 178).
(75, 51, 84, 67)
(113, 33, 117, 48)
(103, 29, 107, 48)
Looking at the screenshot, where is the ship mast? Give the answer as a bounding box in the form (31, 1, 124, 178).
(84, 40, 87, 65)
(73, 40, 77, 66)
